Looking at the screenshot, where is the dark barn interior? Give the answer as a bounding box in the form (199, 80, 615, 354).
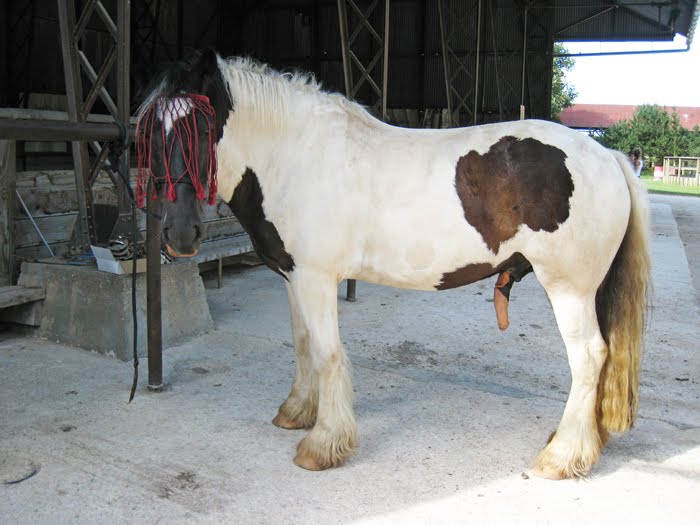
(0, 0, 697, 310)
(3, 1, 697, 127)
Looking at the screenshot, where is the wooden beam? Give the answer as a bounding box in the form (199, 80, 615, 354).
(0, 140, 16, 285)
(0, 285, 45, 309)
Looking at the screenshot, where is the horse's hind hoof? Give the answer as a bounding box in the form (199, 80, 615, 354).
(532, 464, 567, 480)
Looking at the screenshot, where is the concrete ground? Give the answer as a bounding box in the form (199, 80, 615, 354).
(1, 193, 699, 524)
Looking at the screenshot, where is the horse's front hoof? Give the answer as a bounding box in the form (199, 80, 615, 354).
(292, 431, 356, 471)
(272, 401, 316, 430)
(272, 412, 306, 430)
(293, 450, 330, 471)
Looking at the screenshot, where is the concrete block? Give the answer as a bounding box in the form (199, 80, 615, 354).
(17, 261, 213, 360)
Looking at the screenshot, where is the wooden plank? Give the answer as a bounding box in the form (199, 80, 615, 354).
(0, 285, 45, 309)
(188, 233, 254, 264)
(0, 140, 16, 285)
(13, 213, 77, 248)
(14, 213, 76, 246)
(15, 241, 73, 262)
(202, 217, 245, 241)
(0, 107, 138, 124)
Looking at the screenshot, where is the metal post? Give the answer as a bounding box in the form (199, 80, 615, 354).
(520, 6, 528, 117)
(337, 0, 353, 98)
(488, 1, 504, 121)
(146, 193, 163, 390)
(473, 0, 481, 126)
(437, 0, 453, 127)
(381, 0, 390, 120)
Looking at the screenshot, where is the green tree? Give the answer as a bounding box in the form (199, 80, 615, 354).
(551, 43, 577, 121)
(595, 105, 699, 167)
(680, 126, 700, 157)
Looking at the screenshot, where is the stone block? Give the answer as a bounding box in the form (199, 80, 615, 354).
(16, 261, 213, 360)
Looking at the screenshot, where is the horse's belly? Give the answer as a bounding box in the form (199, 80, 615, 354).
(355, 223, 499, 291)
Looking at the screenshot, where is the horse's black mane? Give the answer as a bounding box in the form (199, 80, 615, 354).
(136, 49, 224, 108)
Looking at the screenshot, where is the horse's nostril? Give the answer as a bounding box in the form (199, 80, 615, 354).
(193, 224, 202, 242)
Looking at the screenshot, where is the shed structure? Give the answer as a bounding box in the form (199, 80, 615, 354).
(2, 0, 698, 265)
(0, 0, 698, 383)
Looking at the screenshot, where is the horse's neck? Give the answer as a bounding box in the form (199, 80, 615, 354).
(215, 80, 316, 200)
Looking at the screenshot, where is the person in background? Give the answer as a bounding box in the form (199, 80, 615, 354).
(629, 148, 643, 177)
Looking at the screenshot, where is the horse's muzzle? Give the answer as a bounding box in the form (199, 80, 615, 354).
(165, 244, 198, 258)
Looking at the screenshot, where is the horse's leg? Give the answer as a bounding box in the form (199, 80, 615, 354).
(287, 269, 357, 470)
(272, 283, 318, 429)
(534, 290, 608, 479)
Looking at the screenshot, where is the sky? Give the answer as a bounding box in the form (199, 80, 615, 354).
(562, 34, 700, 107)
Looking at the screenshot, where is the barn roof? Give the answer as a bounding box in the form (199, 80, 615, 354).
(560, 103, 700, 130)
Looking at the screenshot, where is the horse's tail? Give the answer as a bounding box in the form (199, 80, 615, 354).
(595, 151, 652, 436)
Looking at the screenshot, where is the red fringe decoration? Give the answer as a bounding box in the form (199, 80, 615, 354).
(136, 94, 218, 208)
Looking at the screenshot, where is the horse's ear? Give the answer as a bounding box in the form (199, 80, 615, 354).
(193, 48, 219, 81)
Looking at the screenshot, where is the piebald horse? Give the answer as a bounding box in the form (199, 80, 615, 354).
(137, 49, 651, 479)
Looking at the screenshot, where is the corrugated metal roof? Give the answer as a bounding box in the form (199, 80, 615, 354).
(689, 2, 700, 45)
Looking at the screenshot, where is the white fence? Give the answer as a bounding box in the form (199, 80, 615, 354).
(663, 156, 700, 187)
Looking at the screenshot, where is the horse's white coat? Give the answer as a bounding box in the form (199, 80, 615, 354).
(210, 56, 641, 475)
(216, 57, 628, 290)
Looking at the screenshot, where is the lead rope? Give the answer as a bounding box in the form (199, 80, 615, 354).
(128, 193, 139, 403)
(106, 121, 139, 403)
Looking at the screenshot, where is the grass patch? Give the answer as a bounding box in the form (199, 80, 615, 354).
(640, 172, 700, 197)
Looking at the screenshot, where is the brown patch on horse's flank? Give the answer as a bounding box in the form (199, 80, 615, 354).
(437, 262, 497, 291)
(455, 136, 574, 254)
(437, 252, 532, 291)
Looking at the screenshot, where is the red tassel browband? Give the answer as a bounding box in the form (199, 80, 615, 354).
(136, 93, 218, 208)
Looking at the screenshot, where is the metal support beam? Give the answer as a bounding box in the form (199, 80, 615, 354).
(0, 118, 133, 142)
(337, 0, 391, 301)
(56, 1, 158, 388)
(437, 0, 481, 127)
(57, 0, 96, 250)
(111, 0, 134, 240)
(57, 0, 136, 252)
(337, 0, 391, 118)
(520, 6, 529, 117)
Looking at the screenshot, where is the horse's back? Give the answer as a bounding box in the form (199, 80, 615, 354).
(345, 119, 630, 291)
